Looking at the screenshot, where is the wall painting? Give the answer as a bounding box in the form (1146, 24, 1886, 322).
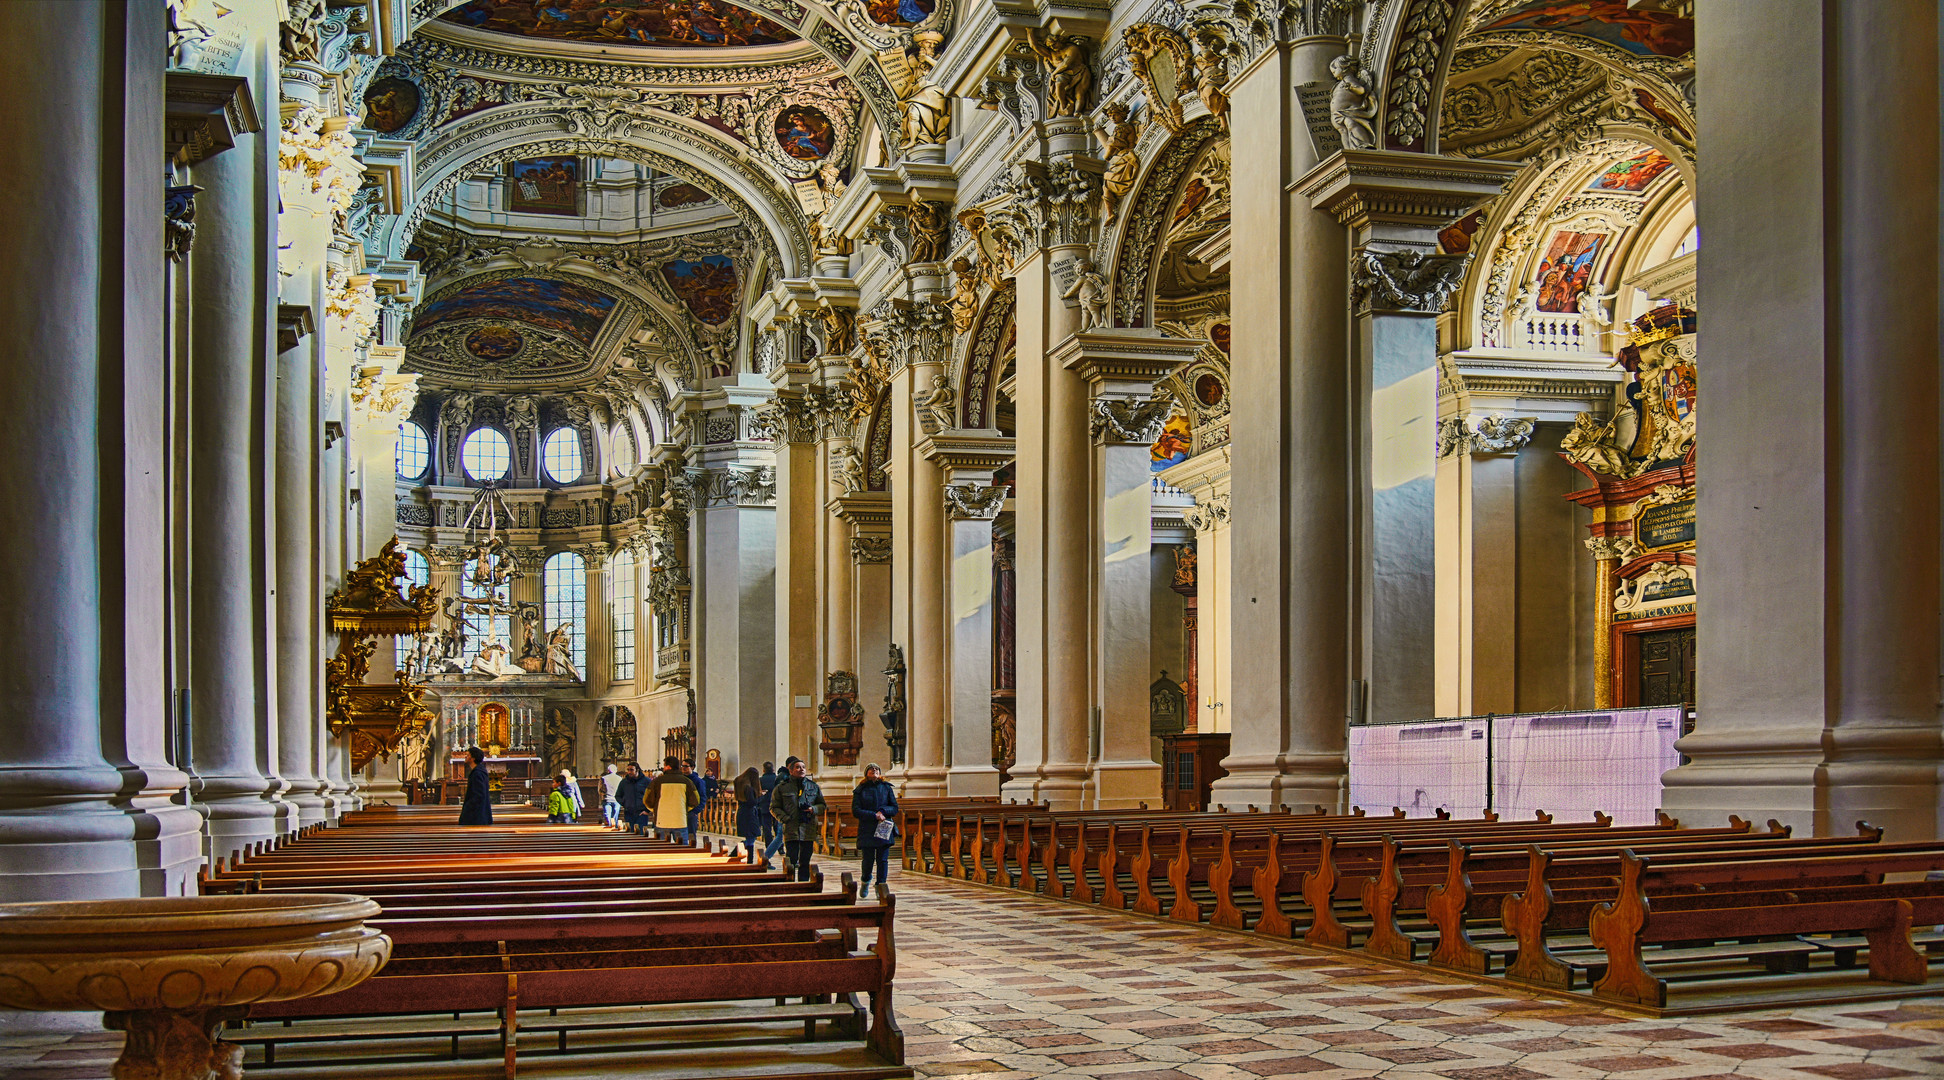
(660, 255, 739, 325)
(508, 157, 580, 216)
(1480, 0, 1693, 58)
(413, 277, 618, 347)
(1533, 231, 1607, 314)
(442, 0, 796, 48)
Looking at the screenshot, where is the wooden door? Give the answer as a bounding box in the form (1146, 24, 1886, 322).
(1636, 627, 1696, 706)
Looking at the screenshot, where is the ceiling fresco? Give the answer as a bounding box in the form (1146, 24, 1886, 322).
(1478, 1, 1693, 58)
(412, 276, 618, 347)
(440, 0, 798, 49)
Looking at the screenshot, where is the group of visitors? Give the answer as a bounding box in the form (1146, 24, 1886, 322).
(456, 744, 900, 898)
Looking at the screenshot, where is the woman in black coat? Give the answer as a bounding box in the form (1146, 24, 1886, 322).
(733, 766, 762, 864)
(851, 763, 898, 899)
(457, 746, 494, 826)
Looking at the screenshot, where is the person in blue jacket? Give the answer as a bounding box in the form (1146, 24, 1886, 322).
(457, 746, 493, 826)
(851, 762, 898, 900)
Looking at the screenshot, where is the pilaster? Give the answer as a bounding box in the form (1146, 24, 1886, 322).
(1058, 331, 1203, 808)
(924, 430, 1015, 797)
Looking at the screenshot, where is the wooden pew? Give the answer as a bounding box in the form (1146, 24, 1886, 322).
(217, 824, 911, 1078)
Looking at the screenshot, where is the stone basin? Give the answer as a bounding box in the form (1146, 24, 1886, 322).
(0, 893, 390, 1079)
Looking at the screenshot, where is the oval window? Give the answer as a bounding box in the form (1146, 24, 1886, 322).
(461, 427, 511, 482)
(543, 426, 584, 485)
(396, 421, 430, 480)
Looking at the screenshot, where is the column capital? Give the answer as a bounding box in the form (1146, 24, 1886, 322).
(1296, 150, 1520, 240)
(850, 536, 892, 564)
(944, 483, 1010, 520)
(1053, 329, 1204, 392)
(1185, 493, 1231, 532)
(1435, 414, 1537, 459)
(572, 541, 612, 570)
(920, 429, 1015, 485)
(1089, 398, 1173, 446)
(828, 490, 892, 531)
(165, 71, 261, 166)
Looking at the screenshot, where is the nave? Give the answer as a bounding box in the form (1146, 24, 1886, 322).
(6, 861, 1944, 1080)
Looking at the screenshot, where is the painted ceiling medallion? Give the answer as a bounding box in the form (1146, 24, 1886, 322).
(661, 255, 738, 325)
(440, 0, 797, 49)
(361, 76, 420, 134)
(465, 325, 525, 361)
(861, 0, 936, 28)
(773, 105, 836, 161)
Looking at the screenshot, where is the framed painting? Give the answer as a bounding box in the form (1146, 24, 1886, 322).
(1532, 231, 1607, 314)
(508, 157, 580, 216)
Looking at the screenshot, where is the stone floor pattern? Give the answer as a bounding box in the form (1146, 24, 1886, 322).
(4, 868, 1944, 1079)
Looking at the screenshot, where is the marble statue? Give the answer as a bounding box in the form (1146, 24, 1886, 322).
(545, 623, 582, 681)
(1329, 53, 1378, 151)
(1063, 256, 1109, 329)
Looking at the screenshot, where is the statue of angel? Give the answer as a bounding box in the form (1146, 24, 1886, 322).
(1096, 101, 1141, 221)
(1027, 28, 1093, 118)
(1329, 53, 1378, 151)
(1063, 256, 1109, 330)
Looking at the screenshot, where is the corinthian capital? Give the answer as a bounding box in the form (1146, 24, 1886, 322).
(1089, 397, 1173, 446)
(943, 483, 1009, 520)
(1350, 247, 1470, 315)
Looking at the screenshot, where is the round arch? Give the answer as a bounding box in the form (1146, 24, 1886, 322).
(386, 114, 812, 279)
(1100, 116, 1225, 330)
(954, 280, 1014, 431)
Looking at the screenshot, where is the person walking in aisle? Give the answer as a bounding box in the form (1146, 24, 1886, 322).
(761, 757, 796, 867)
(615, 761, 650, 833)
(770, 757, 825, 882)
(758, 761, 779, 858)
(684, 758, 711, 839)
(851, 763, 898, 899)
(599, 762, 624, 828)
(649, 756, 701, 845)
(457, 746, 493, 826)
(558, 769, 585, 822)
(733, 766, 763, 863)
(546, 776, 573, 824)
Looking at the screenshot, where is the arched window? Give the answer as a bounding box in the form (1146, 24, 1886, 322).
(543, 551, 586, 673)
(396, 421, 430, 481)
(395, 547, 430, 669)
(612, 553, 636, 681)
(462, 427, 511, 482)
(542, 426, 583, 485)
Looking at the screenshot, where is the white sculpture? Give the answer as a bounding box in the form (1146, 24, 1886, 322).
(471, 641, 523, 678)
(1329, 54, 1378, 151)
(924, 374, 957, 430)
(1063, 256, 1109, 330)
(545, 623, 582, 681)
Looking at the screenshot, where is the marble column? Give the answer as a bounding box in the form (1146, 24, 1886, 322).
(833, 494, 893, 771)
(578, 542, 612, 692)
(317, 409, 348, 819)
(273, 301, 326, 824)
(1005, 241, 1092, 808)
(1302, 153, 1516, 728)
(1663, 0, 1942, 839)
(1164, 450, 1232, 733)
(682, 379, 779, 778)
(889, 361, 949, 796)
(186, 19, 294, 858)
(1211, 38, 1351, 812)
(768, 391, 822, 780)
(926, 432, 1014, 797)
(0, 0, 202, 900)
(1432, 416, 1536, 716)
(1058, 332, 1202, 807)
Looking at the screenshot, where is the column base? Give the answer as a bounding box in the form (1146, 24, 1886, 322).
(944, 765, 1001, 798)
(286, 786, 330, 827)
(359, 778, 407, 807)
(1663, 723, 1944, 840)
(894, 766, 948, 799)
(1660, 725, 1826, 837)
(1001, 765, 1090, 810)
(1207, 751, 1347, 814)
(0, 793, 198, 902)
(196, 775, 287, 862)
(1089, 759, 1162, 809)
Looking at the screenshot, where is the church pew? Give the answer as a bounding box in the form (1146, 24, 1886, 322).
(1574, 847, 1944, 1009)
(246, 892, 906, 1077)
(226, 824, 910, 1077)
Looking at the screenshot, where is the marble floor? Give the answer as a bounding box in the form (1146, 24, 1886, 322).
(4, 865, 1943, 1079)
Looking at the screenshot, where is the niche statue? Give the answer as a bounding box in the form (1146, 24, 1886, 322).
(880, 643, 908, 766)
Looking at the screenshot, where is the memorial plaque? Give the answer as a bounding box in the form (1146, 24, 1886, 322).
(1637, 494, 1695, 549)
